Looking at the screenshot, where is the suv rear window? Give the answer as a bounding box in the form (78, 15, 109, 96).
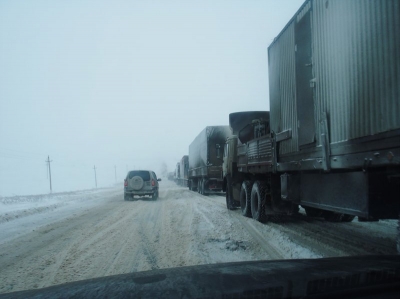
(128, 171, 150, 181)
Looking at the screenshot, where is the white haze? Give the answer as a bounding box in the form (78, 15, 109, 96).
(0, 0, 304, 196)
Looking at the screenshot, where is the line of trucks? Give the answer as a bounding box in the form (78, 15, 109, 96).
(173, 0, 400, 251)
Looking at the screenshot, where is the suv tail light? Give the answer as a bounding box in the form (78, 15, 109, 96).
(151, 179, 156, 186)
(124, 179, 127, 187)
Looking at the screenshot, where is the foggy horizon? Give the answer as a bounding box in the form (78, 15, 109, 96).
(0, 0, 304, 196)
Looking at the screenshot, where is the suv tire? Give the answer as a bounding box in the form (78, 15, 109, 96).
(130, 176, 144, 190)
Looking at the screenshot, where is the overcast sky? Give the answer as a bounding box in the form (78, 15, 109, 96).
(0, 0, 304, 196)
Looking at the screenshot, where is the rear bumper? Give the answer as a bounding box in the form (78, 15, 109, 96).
(208, 180, 223, 191)
(124, 187, 158, 196)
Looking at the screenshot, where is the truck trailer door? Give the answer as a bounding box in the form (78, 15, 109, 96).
(295, 3, 315, 147)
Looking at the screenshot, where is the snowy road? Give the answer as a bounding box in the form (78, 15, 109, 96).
(0, 180, 397, 294)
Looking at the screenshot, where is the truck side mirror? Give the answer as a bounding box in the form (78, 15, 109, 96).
(216, 144, 221, 159)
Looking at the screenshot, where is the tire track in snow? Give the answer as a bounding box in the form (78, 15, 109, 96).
(135, 200, 162, 271)
(275, 217, 397, 256)
(230, 212, 285, 260)
(1, 182, 395, 295)
(202, 194, 285, 259)
(207, 194, 397, 257)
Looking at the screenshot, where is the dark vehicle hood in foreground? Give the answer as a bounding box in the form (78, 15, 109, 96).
(1, 255, 399, 299)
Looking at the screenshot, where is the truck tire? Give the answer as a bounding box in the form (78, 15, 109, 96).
(124, 192, 128, 201)
(198, 180, 201, 194)
(191, 180, 197, 192)
(251, 181, 266, 222)
(202, 179, 207, 196)
(226, 175, 235, 210)
(240, 181, 252, 217)
(189, 180, 196, 191)
(199, 180, 202, 194)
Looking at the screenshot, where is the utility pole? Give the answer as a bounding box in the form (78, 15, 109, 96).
(114, 165, 117, 182)
(46, 155, 52, 193)
(93, 165, 97, 188)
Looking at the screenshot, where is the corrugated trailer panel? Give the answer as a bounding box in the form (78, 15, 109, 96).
(268, 17, 298, 155)
(269, 0, 400, 156)
(313, 0, 400, 144)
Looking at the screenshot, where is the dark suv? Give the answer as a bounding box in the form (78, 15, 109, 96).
(124, 170, 161, 200)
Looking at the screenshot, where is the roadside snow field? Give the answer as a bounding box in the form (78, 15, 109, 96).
(0, 180, 397, 294)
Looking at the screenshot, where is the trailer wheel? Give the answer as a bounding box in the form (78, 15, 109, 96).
(190, 180, 197, 191)
(202, 179, 207, 196)
(226, 175, 235, 210)
(198, 180, 202, 194)
(240, 181, 252, 217)
(191, 180, 195, 191)
(251, 181, 266, 222)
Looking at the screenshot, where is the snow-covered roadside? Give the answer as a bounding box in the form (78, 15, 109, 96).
(206, 194, 398, 257)
(0, 181, 397, 295)
(0, 188, 116, 222)
(0, 187, 121, 244)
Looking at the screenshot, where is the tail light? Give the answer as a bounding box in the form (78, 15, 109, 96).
(124, 179, 127, 187)
(151, 179, 156, 186)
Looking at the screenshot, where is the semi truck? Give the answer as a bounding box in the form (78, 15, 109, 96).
(174, 162, 180, 185)
(223, 0, 400, 235)
(174, 156, 189, 186)
(178, 155, 189, 187)
(188, 126, 232, 195)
